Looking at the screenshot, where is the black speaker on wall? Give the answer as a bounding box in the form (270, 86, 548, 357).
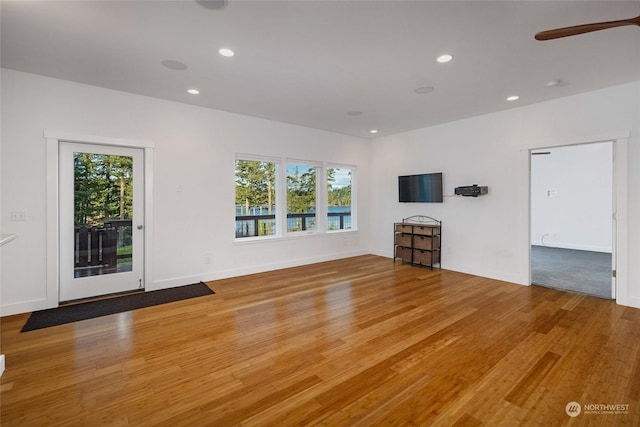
(454, 185, 488, 197)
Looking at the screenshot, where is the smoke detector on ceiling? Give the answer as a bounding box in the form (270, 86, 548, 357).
(545, 79, 568, 88)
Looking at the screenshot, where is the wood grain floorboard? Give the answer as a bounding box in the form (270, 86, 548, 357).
(1, 254, 639, 426)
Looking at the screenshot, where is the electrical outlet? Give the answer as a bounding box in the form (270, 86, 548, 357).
(204, 253, 212, 265)
(10, 211, 26, 222)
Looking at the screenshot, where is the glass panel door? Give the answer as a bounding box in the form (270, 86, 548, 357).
(59, 142, 144, 302)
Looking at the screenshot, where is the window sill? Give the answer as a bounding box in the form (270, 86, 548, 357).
(233, 229, 358, 245)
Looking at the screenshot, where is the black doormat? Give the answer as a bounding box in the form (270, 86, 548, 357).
(21, 282, 215, 332)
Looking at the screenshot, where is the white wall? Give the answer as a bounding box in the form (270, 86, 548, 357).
(370, 81, 640, 308)
(0, 69, 372, 315)
(2, 69, 639, 315)
(531, 142, 613, 252)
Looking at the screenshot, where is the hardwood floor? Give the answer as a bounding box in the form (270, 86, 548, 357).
(1, 255, 639, 426)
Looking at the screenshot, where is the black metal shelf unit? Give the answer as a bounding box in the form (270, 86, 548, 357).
(393, 215, 441, 270)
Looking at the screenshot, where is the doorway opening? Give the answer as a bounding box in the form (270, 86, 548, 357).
(530, 141, 614, 299)
(45, 131, 154, 309)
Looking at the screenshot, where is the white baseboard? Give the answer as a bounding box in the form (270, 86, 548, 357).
(0, 354, 5, 377)
(1, 298, 48, 317)
(624, 296, 640, 309)
(148, 249, 369, 292)
(531, 241, 612, 253)
(370, 248, 393, 259)
(371, 249, 525, 286)
(441, 262, 524, 286)
(1, 252, 370, 314)
(4, 250, 633, 315)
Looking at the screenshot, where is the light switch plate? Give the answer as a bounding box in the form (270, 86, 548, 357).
(10, 211, 26, 221)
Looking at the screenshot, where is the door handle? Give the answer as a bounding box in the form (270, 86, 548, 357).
(137, 225, 144, 230)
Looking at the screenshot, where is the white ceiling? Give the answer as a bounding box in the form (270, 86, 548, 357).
(2, 1, 639, 139)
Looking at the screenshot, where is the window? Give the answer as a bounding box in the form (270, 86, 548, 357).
(235, 158, 277, 238)
(235, 155, 356, 240)
(286, 162, 318, 232)
(327, 166, 354, 231)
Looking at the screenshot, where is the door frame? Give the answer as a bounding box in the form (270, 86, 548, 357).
(519, 131, 629, 307)
(529, 141, 615, 299)
(45, 131, 155, 308)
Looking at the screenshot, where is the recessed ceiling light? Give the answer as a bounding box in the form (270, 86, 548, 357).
(414, 86, 434, 95)
(506, 95, 519, 101)
(187, 89, 200, 95)
(436, 54, 453, 63)
(161, 59, 188, 71)
(369, 129, 378, 134)
(347, 111, 363, 116)
(196, 0, 228, 10)
(218, 48, 235, 57)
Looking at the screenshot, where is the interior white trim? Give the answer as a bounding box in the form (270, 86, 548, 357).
(46, 136, 60, 308)
(153, 248, 369, 290)
(521, 130, 630, 307)
(235, 153, 281, 164)
(518, 131, 630, 150)
(1, 298, 48, 316)
(45, 131, 155, 307)
(613, 137, 629, 306)
(44, 130, 154, 149)
(143, 148, 156, 291)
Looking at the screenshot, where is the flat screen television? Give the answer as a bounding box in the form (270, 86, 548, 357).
(398, 172, 443, 203)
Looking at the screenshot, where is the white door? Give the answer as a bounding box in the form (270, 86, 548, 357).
(59, 142, 144, 302)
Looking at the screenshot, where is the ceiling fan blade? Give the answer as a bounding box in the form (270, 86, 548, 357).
(535, 15, 640, 40)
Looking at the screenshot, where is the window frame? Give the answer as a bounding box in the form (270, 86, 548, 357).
(234, 154, 281, 241)
(327, 163, 357, 233)
(284, 159, 323, 235)
(234, 154, 357, 243)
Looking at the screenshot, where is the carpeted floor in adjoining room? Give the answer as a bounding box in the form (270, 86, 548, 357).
(531, 245, 612, 299)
